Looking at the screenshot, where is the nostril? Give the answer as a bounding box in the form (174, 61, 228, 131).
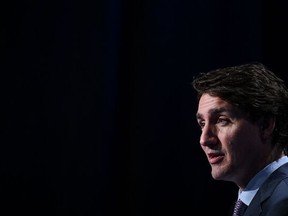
(201, 137, 217, 147)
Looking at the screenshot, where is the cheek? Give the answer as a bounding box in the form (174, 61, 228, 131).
(218, 126, 247, 149)
(227, 125, 260, 152)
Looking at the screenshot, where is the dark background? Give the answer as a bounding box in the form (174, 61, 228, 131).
(1, 0, 288, 215)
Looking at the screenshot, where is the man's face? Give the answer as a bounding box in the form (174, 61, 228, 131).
(196, 94, 268, 187)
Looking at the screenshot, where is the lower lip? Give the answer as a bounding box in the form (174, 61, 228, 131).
(209, 156, 224, 164)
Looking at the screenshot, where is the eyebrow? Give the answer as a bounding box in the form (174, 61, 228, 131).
(196, 107, 231, 120)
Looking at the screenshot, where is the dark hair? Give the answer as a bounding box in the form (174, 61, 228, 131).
(192, 62, 288, 155)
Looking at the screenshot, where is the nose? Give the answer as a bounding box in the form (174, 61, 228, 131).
(200, 125, 217, 147)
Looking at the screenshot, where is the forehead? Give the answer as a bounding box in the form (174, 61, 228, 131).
(196, 94, 236, 118)
(198, 94, 232, 109)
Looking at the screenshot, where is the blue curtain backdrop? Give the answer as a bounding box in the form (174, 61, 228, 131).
(1, 0, 288, 215)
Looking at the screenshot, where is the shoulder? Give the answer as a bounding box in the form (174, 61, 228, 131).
(262, 198, 288, 216)
(245, 164, 288, 216)
(265, 162, 288, 197)
(260, 166, 288, 215)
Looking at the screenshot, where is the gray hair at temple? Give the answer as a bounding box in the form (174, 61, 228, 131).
(192, 62, 288, 155)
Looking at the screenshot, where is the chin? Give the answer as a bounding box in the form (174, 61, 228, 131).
(211, 167, 227, 180)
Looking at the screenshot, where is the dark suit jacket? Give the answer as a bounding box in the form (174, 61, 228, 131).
(244, 162, 288, 216)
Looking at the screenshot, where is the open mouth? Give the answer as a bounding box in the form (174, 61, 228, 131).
(207, 152, 224, 164)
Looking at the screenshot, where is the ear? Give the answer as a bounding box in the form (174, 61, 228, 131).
(259, 116, 276, 139)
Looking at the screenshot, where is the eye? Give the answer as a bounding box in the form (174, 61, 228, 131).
(217, 117, 230, 126)
(198, 121, 205, 129)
